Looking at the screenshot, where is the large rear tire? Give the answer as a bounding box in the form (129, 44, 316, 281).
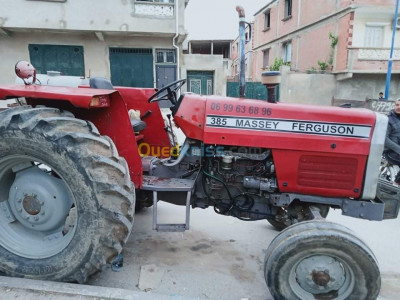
(264, 221, 380, 299)
(0, 106, 134, 283)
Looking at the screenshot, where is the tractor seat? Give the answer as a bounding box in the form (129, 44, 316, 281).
(89, 77, 114, 90)
(131, 119, 147, 132)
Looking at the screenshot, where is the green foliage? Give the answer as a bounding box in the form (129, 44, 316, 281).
(329, 32, 338, 48)
(318, 60, 329, 71)
(270, 58, 291, 71)
(328, 32, 338, 65)
(306, 66, 317, 74)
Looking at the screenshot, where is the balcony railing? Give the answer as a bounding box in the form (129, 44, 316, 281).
(134, 1, 174, 17)
(358, 48, 400, 61)
(345, 47, 400, 73)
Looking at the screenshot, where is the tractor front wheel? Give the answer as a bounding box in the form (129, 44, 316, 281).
(0, 106, 134, 282)
(264, 221, 380, 299)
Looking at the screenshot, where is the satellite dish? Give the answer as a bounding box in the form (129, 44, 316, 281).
(15, 61, 36, 85)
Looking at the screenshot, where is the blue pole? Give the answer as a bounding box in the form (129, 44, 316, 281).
(384, 0, 400, 100)
(236, 6, 246, 98)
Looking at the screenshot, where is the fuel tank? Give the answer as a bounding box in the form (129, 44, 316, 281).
(174, 94, 387, 199)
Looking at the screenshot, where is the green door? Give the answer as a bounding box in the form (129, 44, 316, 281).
(28, 44, 84, 76)
(109, 48, 154, 88)
(187, 71, 214, 95)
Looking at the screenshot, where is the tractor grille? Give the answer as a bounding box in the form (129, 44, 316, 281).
(297, 156, 357, 190)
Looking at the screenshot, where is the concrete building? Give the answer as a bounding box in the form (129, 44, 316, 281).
(182, 39, 232, 96)
(251, 0, 400, 103)
(0, 0, 189, 90)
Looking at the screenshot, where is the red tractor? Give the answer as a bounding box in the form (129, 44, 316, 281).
(0, 61, 398, 299)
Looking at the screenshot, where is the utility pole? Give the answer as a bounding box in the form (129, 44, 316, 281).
(236, 6, 246, 98)
(384, 0, 400, 100)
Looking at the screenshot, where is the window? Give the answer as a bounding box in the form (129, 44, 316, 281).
(263, 49, 270, 68)
(156, 49, 176, 63)
(28, 44, 84, 76)
(207, 80, 213, 95)
(282, 41, 292, 63)
(284, 0, 292, 18)
(213, 42, 230, 58)
(364, 26, 383, 47)
(264, 10, 271, 29)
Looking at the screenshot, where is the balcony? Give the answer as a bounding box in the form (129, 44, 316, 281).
(134, 1, 174, 17)
(358, 48, 400, 61)
(0, 0, 178, 36)
(345, 47, 400, 74)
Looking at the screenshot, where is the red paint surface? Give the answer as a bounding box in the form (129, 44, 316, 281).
(0, 84, 173, 188)
(0, 84, 379, 198)
(173, 94, 207, 140)
(0, 85, 113, 108)
(115, 87, 171, 157)
(176, 94, 376, 198)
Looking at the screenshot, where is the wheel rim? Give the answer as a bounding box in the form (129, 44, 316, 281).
(289, 254, 355, 299)
(0, 155, 77, 259)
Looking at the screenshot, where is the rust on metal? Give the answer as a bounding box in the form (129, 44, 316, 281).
(312, 270, 331, 286)
(236, 6, 245, 18)
(22, 194, 41, 215)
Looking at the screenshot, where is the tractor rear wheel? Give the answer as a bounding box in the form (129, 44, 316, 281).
(267, 203, 329, 231)
(264, 221, 380, 299)
(0, 106, 134, 283)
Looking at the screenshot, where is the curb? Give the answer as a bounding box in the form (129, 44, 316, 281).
(0, 276, 190, 300)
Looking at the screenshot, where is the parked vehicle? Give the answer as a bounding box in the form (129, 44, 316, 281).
(0, 61, 398, 299)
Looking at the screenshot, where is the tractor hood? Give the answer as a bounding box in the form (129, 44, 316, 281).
(174, 94, 383, 156)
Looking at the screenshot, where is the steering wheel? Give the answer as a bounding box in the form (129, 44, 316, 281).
(148, 79, 186, 105)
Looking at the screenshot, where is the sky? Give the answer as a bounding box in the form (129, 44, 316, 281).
(185, 0, 269, 40)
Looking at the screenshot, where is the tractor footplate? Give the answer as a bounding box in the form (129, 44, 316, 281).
(142, 176, 194, 192)
(142, 176, 194, 232)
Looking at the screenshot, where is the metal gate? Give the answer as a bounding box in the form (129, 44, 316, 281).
(156, 65, 176, 108)
(226, 82, 271, 101)
(187, 71, 214, 95)
(109, 48, 153, 88)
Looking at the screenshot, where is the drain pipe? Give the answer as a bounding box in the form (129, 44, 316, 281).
(173, 0, 180, 81)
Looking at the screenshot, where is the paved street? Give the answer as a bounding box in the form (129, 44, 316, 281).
(87, 202, 400, 300)
(0, 196, 399, 300)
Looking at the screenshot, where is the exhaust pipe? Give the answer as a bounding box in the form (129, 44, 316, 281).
(236, 6, 251, 98)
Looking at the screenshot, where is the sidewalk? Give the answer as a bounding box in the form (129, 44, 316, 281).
(0, 276, 191, 300)
(0, 273, 397, 300)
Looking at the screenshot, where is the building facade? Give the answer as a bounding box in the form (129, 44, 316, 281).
(182, 39, 232, 96)
(0, 0, 188, 90)
(251, 0, 400, 102)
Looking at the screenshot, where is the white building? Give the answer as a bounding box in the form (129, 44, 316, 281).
(0, 0, 189, 90)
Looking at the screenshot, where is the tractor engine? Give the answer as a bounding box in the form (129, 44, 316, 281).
(198, 145, 278, 220)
